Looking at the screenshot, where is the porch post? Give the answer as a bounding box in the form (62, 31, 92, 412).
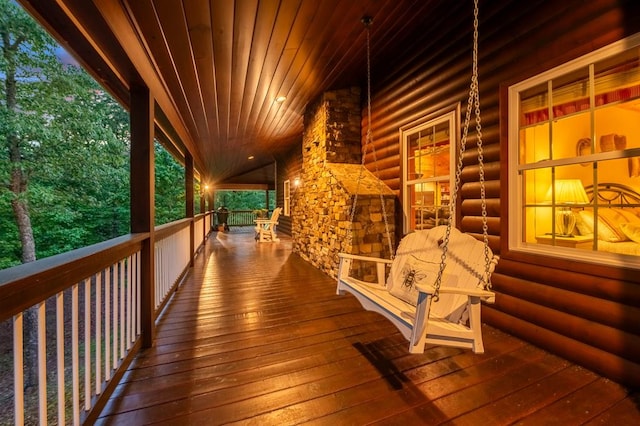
(130, 83, 155, 348)
(185, 153, 194, 266)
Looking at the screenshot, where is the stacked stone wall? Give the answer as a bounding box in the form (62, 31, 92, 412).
(292, 87, 395, 280)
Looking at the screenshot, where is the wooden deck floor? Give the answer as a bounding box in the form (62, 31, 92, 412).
(97, 229, 640, 425)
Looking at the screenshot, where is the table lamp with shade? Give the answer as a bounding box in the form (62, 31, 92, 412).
(545, 179, 590, 237)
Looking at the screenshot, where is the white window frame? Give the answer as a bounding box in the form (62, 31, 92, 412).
(401, 105, 459, 234)
(508, 33, 640, 269)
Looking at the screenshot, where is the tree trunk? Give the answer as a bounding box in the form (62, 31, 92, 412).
(9, 169, 36, 263)
(9, 165, 38, 389)
(4, 33, 38, 388)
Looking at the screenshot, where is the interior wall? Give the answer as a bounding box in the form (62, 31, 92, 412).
(363, 0, 640, 387)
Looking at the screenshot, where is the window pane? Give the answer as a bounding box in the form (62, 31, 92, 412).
(519, 121, 550, 165)
(520, 82, 549, 127)
(551, 113, 591, 161)
(523, 168, 552, 205)
(408, 183, 451, 230)
(512, 36, 640, 266)
(594, 106, 640, 153)
(551, 67, 590, 118)
(594, 48, 640, 107)
(550, 68, 591, 162)
(403, 109, 456, 233)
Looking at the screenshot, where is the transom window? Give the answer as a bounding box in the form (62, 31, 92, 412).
(508, 33, 640, 268)
(401, 107, 458, 233)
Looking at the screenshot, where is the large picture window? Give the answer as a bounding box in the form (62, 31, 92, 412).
(508, 33, 640, 268)
(401, 107, 458, 233)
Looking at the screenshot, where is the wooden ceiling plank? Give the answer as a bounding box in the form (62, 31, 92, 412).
(340, 0, 438, 92)
(94, 0, 205, 172)
(251, 0, 322, 143)
(183, 0, 219, 168)
(260, 0, 366, 145)
(183, 0, 215, 145)
(195, 0, 257, 183)
(259, 0, 345, 143)
(152, 1, 209, 140)
(210, 0, 236, 148)
(228, 0, 260, 142)
(235, 0, 281, 145)
(268, 0, 427, 146)
(125, 0, 203, 158)
(102, 1, 456, 183)
(241, 0, 303, 144)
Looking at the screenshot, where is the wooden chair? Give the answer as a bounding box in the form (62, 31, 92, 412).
(336, 226, 498, 354)
(254, 207, 282, 242)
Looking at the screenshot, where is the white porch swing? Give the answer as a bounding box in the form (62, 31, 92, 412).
(336, 0, 499, 354)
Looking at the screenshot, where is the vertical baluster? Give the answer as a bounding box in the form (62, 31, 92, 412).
(113, 262, 119, 364)
(154, 245, 159, 309)
(95, 272, 102, 395)
(104, 267, 111, 381)
(162, 243, 164, 306)
(72, 283, 79, 426)
(136, 252, 141, 335)
(131, 253, 137, 337)
(37, 301, 46, 423)
(56, 291, 65, 425)
(161, 244, 164, 308)
(127, 254, 133, 348)
(13, 313, 24, 426)
(84, 278, 91, 411)
(120, 259, 125, 359)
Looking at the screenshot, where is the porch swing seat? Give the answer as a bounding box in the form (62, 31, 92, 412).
(336, 226, 499, 354)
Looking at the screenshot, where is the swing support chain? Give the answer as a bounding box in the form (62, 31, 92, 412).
(433, 0, 491, 301)
(346, 15, 395, 260)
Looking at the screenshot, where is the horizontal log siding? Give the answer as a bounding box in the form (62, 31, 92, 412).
(363, 0, 640, 387)
(275, 142, 303, 236)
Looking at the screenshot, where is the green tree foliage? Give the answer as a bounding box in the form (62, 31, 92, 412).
(0, 0, 130, 268)
(155, 141, 185, 225)
(0, 0, 194, 269)
(214, 189, 275, 211)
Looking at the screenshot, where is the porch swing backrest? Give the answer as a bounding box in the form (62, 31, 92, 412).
(386, 225, 499, 323)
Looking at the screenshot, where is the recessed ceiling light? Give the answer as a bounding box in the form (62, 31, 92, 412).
(275, 96, 287, 103)
(248, 155, 254, 160)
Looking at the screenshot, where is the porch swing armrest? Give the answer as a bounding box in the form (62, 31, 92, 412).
(415, 284, 496, 303)
(337, 253, 392, 286)
(337, 253, 394, 264)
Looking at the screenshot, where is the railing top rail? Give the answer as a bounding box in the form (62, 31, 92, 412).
(0, 212, 217, 322)
(155, 217, 192, 240)
(0, 233, 147, 322)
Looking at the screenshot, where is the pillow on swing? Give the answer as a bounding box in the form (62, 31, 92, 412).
(388, 254, 442, 307)
(387, 225, 492, 324)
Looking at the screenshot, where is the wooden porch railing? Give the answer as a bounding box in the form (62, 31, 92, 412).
(0, 211, 214, 425)
(218, 210, 267, 227)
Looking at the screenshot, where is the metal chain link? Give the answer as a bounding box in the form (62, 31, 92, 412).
(347, 17, 394, 259)
(433, 0, 490, 300)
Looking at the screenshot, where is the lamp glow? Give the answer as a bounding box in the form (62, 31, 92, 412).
(545, 179, 589, 236)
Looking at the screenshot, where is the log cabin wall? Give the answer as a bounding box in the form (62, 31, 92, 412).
(275, 142, 303, 236)
(363, 0, 640, 387)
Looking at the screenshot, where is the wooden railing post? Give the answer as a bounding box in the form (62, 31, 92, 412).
(130, 83, 155, 348)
